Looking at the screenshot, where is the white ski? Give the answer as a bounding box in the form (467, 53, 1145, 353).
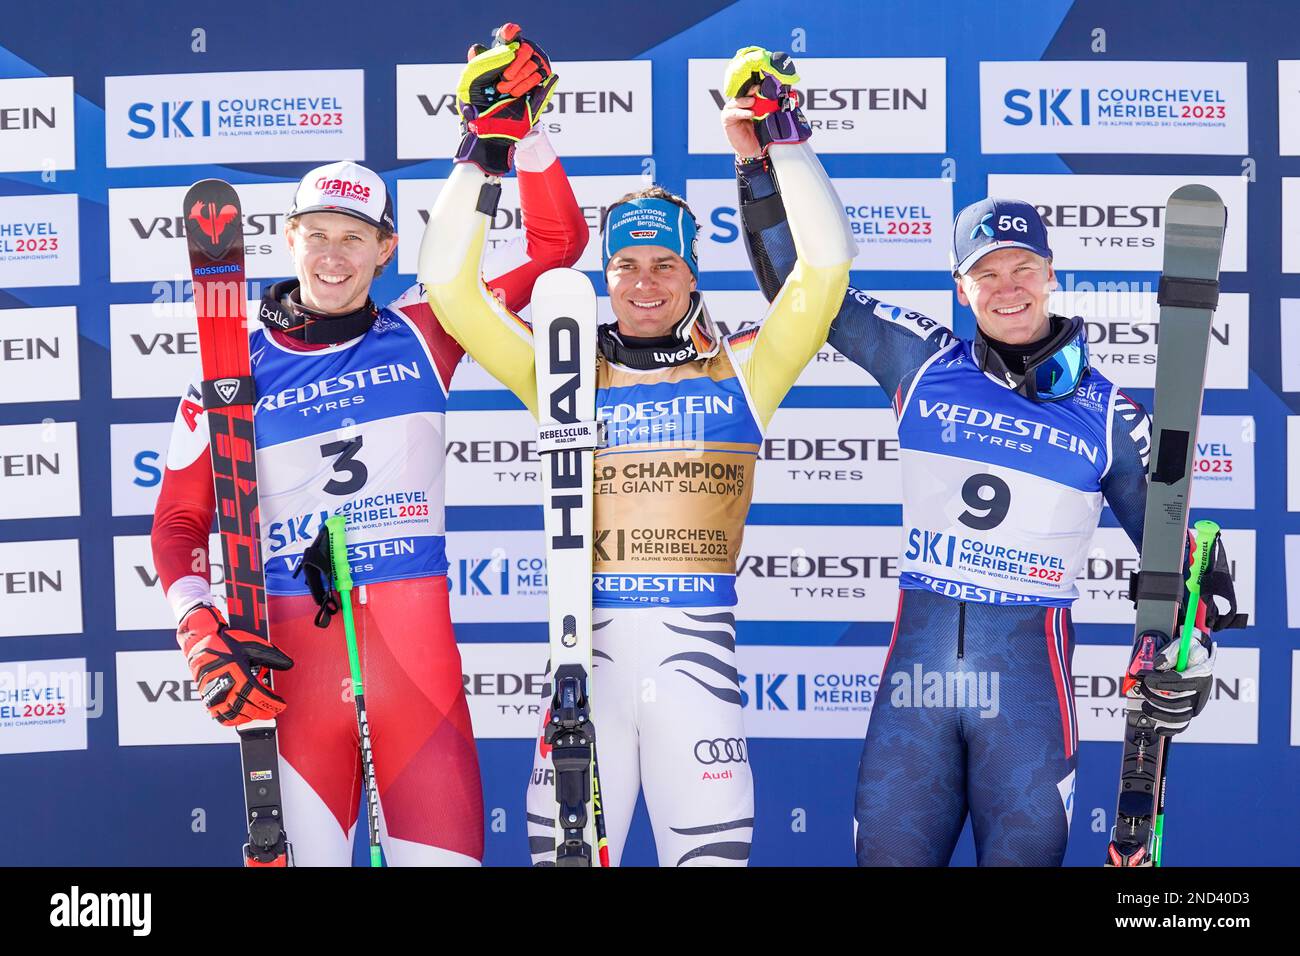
(532, 267, 603, 866)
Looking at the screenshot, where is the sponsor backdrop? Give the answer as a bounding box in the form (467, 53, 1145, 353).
(0, 0, 1296, 866)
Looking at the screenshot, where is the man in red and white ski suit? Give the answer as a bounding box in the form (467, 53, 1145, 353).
(152, 133, 586, 866)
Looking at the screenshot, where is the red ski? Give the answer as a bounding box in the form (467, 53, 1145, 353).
(183, 179, 292, 867)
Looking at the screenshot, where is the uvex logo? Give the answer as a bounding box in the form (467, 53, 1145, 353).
(653, 347, 694, 363)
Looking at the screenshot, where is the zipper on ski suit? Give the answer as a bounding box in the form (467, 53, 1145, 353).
(957, 601, 966, 660)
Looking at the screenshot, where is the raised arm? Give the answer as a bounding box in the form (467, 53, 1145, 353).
(717, 49, 855, 427)
(733, 142, 855, 426)
(736, 144, 951, 396)
(418, 30, 582, 418)
(482, 130, 588, 312)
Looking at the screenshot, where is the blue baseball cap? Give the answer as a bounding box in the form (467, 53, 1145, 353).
(951, 198, 1052, 276)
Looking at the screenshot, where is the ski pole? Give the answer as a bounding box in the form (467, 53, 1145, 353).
(325, 514, 383, 868)
(1152, 518, 1220, 866)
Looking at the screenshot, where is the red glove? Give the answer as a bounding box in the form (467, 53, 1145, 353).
(177, 605, 293, 726)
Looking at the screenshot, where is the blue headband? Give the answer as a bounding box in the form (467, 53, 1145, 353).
(602, 198, 699, 277)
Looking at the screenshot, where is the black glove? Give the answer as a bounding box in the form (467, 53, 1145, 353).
(293, 525, 339, 628)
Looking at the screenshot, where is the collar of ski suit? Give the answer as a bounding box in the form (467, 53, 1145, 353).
(257, 279, 379, 346)
(597, 292, 721, 370)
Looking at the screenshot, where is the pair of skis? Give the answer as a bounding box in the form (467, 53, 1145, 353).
(1105, 185, 1229, 867)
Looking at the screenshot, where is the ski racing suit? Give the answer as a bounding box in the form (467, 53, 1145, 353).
(151, 131, 586, 866)
(737, 159, 1152, 866)
(419, 131, 855, 866)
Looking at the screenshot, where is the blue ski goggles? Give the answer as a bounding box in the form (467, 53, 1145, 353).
(1025, 319, 1089, 402)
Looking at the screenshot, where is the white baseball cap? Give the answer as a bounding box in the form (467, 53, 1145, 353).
(288, 160, 394, 231)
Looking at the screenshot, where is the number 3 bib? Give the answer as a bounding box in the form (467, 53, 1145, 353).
(248, 310, 449, 595)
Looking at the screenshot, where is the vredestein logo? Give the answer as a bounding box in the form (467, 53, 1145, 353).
(3, 567, 63, 594)
(0, 104, 57, 131)
(737, 553, 897, 580)
(707, 85, 927, 114)
(1, 334, 60, 361)
(1, 450, 61, 479)
(418, 87, 636, 117)
(760, 437, 897, 462)
(128, 210, 282, 241)
(0, 77, 75, 175)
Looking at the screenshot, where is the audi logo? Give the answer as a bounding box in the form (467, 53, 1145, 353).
(694, 738, 747, 765)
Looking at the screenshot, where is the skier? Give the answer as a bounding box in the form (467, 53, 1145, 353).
(150, 41, 587, 865)
(735, 178, 1242, 864)
(419, 41, 855, 866)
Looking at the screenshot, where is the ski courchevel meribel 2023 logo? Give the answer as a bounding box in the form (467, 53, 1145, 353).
(979, 61, 1247, 155)
(104, 69, 366, 167)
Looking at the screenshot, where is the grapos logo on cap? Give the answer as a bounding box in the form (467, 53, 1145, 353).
(316, 177, 370, 203)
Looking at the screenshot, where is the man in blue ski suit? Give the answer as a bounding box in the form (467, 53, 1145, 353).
(736, 172, 1234, 865)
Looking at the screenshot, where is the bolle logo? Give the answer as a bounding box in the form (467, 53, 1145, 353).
(314, 177, 370, 203)
(259, 301, 292, 330)
(186, 200, 239, 245)
(127, 100, 212, 139)
(1003, 88, 1091, 127)
(212, 379, 240, 405)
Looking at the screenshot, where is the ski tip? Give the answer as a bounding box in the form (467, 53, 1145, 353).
(183, 179, 244, 262)
(533, 267, 597, 300)
(1165, 184, 1227, 220)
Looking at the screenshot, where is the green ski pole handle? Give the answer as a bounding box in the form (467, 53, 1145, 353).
(324, 514, 382, 868)
(325, 515, 363, 696)
(1177, 519, 1219, 672)
(1153, 520, 1218, 867)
